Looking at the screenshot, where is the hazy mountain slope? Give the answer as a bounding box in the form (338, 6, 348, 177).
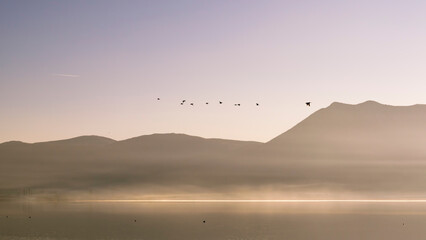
(267, 101, 426, 160)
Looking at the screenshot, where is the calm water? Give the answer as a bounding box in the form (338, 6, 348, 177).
(1, 201, 426, 240)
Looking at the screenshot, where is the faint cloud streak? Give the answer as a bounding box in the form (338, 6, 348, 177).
(52, 73, 80, 78)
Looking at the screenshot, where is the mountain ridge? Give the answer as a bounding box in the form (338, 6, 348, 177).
(2, 100, 424, 145)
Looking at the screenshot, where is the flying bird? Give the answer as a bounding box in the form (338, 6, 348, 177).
(206, 102, 209, 104)
(219, 101, 223, 104)
(256, 103, 259, 106)
(203, 220, 206, 223)
(190, 103, 194, 106)
(306, 102, 311, 106)
(157, 98, 160, 100)
(182, 100, 186, 103)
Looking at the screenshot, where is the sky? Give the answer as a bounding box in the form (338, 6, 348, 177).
(1, 0, 425, 143)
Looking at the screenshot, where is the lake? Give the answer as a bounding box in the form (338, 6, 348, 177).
(1, 201, 426, 240)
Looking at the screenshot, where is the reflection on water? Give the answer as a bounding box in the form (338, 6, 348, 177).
(2, 201, 426, 240)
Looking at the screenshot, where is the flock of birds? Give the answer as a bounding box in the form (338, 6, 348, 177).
(156, 98, 312, 107)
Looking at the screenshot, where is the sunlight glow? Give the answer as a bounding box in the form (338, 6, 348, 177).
(72, 199, 426, 203)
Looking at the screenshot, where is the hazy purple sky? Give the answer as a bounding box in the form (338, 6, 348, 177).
(1, 0, 425, 143)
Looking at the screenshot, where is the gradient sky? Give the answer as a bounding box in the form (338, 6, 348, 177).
(1, 0, 425, 143)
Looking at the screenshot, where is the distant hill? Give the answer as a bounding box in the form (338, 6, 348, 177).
(1, 101, 425, 200)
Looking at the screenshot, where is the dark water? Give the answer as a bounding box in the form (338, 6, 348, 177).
(1, 201, 426, 240)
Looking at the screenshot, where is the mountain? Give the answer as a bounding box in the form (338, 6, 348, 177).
(34, 135, 117, 146)
(267, 101, 426, 160)
(1, 101, 425, 200)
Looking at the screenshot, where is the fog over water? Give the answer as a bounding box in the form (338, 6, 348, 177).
(1, 101, 425, 202)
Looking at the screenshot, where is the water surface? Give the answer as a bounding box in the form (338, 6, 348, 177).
(1, 201, 426, 240)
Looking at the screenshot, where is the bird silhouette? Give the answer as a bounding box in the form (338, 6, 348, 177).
(219, 101, 223, 104)
(306, 102, 311, 106)
(134, 219, 137, 222)
(190, 103, 194, 106)
(157, 98, 160, 100)
(203, 220, 206, 223)
(238, 104, 241, 106)
(182, 100, 186, 103)
(28, 216, 31, 219)
(256, 103, 259, 106)
(180, 103, 183, 105)
(206, 102, 209, 104)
